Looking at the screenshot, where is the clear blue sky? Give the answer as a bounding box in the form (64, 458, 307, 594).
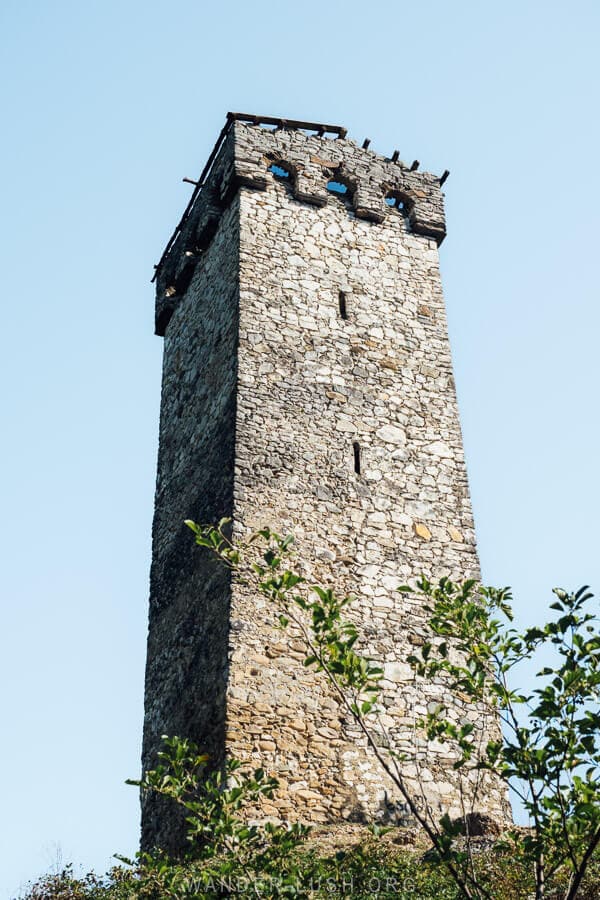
(1, 0, 598, 894)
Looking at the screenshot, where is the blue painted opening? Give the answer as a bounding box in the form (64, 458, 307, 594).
(327, 180, 349, 195)
(385, 191, 411, 215)
(269, 163, 291, 179)
(385, 194, 406, 210)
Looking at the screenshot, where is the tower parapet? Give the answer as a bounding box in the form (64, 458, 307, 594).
(154, 114, 446, 336)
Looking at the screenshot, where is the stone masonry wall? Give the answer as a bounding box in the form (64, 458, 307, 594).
(142, 196, 240, 852)
(143, 119, 510, 851)
(228, 175, 507, 826)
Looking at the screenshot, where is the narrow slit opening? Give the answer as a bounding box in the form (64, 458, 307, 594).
(339, 291, 348, 320)
(353, 442, 361, 475)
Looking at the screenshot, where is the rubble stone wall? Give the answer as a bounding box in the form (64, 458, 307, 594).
(142, 197, 240, 851)
(143, 120, 509, 851)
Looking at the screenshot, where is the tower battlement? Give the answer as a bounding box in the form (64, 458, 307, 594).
(155, 114, 446, 335)
(143, 113, 508, 853)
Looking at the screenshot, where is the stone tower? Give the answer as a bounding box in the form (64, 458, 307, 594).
(143, 113, 507, 851)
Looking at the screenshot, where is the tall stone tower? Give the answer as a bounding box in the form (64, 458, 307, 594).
(143, 113, 507, 851)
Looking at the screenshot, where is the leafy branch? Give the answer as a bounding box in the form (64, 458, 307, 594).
(186, 519, 497, 899)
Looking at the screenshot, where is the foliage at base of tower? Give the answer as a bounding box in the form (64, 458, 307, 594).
(185, 518, 600, 900)
(14, 729, 600, 898)
(123, 734, 310, 897)
(406, 578, 600, 900)
(17, 522, 600, 899)
(16, 832, 600, 899)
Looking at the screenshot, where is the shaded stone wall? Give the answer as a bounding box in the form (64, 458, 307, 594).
(142, 197, 240, 851)
(143, 119, 509, 851)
